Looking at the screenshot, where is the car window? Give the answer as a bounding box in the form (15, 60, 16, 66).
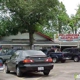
(6, 50, 15, 55)
(62, 48, 80, 53)
(62, 49, 69, 52)
(18, 52, 22, 58)
(10, 51, 20, 59)
(78, 49, 80, 52)
(74, 49, 80, 53)
(22, 50, 46, 57)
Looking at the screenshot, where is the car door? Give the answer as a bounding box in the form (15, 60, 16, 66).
(63, 49, 72, 59)
(5, 50, 15, 60)
(68, 49, 74, 59)
(8, 52, 20, 72)
(49, 52, 57, 58)
(72, 49, 78, 58)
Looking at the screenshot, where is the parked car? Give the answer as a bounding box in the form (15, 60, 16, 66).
(0, 49, 10, 63)
(62, 48, 80, 62)
(4, 50, 54, 77)
(0, 48, 24, 63)
(0, 59, 3, 68)
(47, 52, 70, 63)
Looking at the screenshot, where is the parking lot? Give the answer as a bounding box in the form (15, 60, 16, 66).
(0, 60, 80, 80)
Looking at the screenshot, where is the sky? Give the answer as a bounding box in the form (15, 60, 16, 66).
(59, 0, 80, 16)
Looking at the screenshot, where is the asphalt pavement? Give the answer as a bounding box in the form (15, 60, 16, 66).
(0, 60, 80, 80)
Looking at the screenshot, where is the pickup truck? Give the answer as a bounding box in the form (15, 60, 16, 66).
(47, 52, 70, 63)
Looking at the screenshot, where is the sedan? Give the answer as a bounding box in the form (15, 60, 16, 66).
(4, 50, 54, 77)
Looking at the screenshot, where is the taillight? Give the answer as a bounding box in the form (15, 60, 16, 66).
(23, 59, 34, 63)
(45, 58, 53, 62)
(0, 63, 3, 66)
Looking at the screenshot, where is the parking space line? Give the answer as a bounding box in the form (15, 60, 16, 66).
(35, 77, 41, 80)
(16, 77, 41, 80)
(16, 77, 25, 80)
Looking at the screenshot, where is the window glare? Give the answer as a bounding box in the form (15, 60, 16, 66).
(22, 50, 45, 56)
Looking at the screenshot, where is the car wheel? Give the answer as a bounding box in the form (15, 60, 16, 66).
(61, 60, 66, 63)
(74, 57, 79, 62)
(16, 67, 22, 77)
(43, 70, 50, 76)
(53, 57, 58, 63)
(4, 64, 10, 73)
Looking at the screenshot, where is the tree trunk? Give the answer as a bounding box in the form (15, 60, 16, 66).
(29, 32, 34, 49)
(71, 27, 74, 34)
(59, 26, 61, 33)
(59, 24, 62, 34)
(74, 27, 77, 34)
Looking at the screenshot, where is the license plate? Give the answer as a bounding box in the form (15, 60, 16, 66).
(64, 57, 70, 59)
(38, 67, 44, 70)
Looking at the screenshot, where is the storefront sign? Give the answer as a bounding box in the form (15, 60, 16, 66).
(59, 34, 80, 41)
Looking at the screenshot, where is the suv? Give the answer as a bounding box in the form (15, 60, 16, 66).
(62, 48, 80, 62)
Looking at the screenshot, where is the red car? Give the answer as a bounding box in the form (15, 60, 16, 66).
(0, 59, 3, 69)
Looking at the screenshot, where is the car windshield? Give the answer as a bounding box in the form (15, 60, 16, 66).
(62, 49, 69, 52)
(22, 50, 46, 57)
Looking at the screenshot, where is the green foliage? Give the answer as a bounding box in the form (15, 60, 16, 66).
(69, 5, 80, 34)
(56, 2, 69, 33)
(75, 5, 80, 30)
(0, 0, 60, 48)
(2, 0, 59, 33)
(43, 1, 69, 34)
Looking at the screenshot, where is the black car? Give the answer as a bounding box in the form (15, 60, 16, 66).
(62, 48, 80, 62)
(4, 50, 53, 77)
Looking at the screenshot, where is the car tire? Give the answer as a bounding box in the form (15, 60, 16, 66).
(74, 56, 79, 62)
(61, 60, 66, 63)
(4, 64, 10, 73)
(43, 70, 50, 76)
(16, 67, 22, 77)
(53, 57, 58, 63)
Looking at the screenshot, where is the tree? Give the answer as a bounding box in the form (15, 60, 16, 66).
(69, 15, 77, 33)
(0, 0, 59, 49)
(75, 5, 80, 33)
(69, 5, 80, 34)
(56, 2, 69, 33)
(43, 2, 69, 34)
(37, 1, 69, 37)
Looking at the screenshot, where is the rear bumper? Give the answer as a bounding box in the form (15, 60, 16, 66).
(63, 57, 71, 60)
(19, 63, 54, 72)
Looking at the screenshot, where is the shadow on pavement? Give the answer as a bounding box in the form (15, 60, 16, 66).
(10, 72, 49, 78)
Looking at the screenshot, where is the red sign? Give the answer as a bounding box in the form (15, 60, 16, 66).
(59, 34, 79, 41)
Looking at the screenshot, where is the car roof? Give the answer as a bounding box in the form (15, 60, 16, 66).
(16, 50, 41, 52)
(16, 50, 46, 56)
(64, 48, 80, 50)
